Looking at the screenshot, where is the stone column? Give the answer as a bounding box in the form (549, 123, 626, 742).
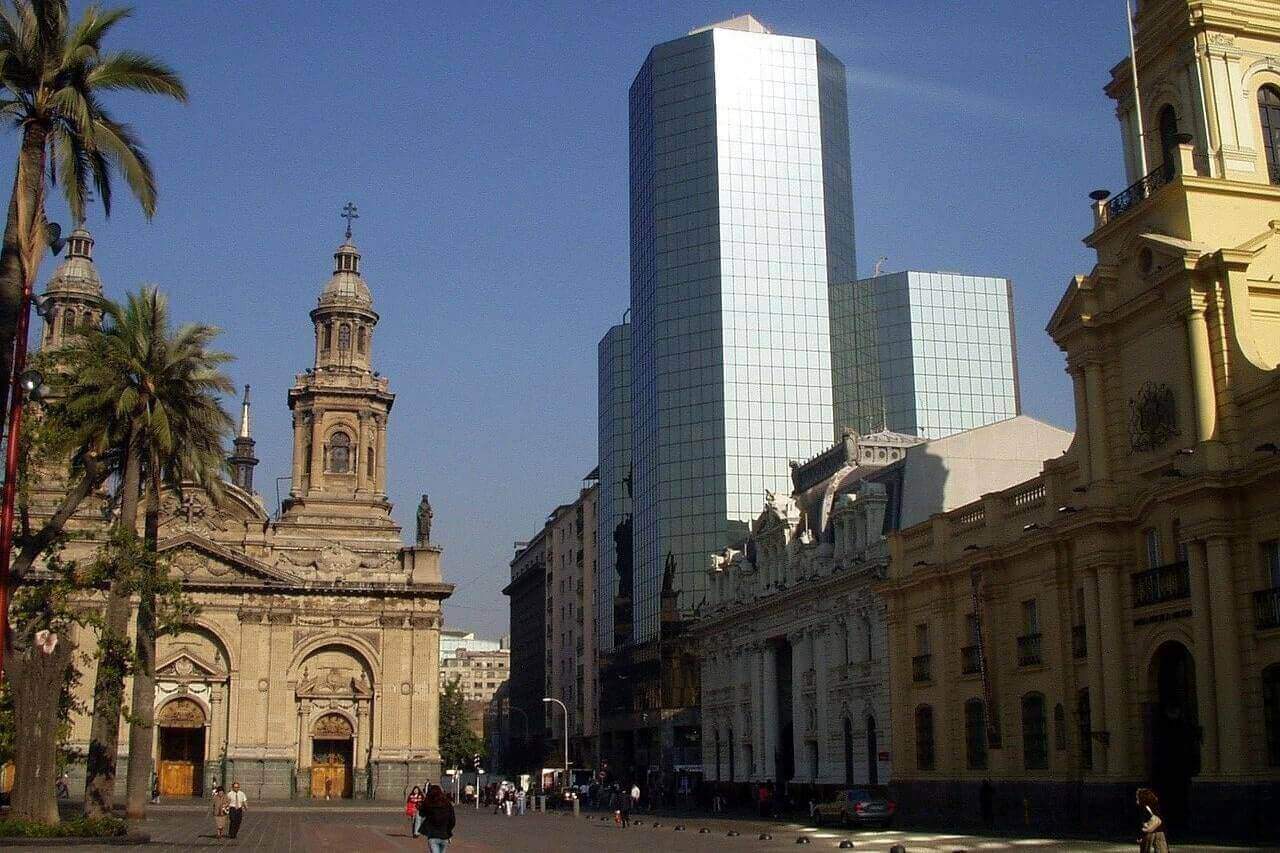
(1081, 569, 1107, 774)
(1083, 363, 1110, 481)
(813, 627, 829, 782)
(733, 648, 747, 782)
(290, 413, 307, 496)
(789, 632, 807, 782)
(355, 412, 369, 493)
(1096, 565, 1129, 776)
(1205, 537, 1242, 772)
(1184, 308, 1217, 443)
(762, 644, 778, 782)
(1187, 542, 1219, 774)
(1070, 368, 1092, 483)
(308, 408, 325, 494)
(749, 644, 764, 780)
(374, 415, 388, 497)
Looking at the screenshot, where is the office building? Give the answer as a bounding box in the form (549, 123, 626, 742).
(596, 322, 632, 656)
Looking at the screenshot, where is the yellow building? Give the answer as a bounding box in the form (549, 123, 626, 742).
(878, 0, 1280, 837)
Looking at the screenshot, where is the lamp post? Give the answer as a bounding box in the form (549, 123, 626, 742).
(542, 697, 569, 790)
(0, 221, 61, 680)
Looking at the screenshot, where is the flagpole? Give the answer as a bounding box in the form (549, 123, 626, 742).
(1127, 0, 1149, 176)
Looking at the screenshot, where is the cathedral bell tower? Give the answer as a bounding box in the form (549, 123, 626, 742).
(278, 206, 398, 541)
(39, 224, 104, 352)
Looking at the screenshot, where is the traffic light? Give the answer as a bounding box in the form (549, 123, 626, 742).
(473, 753, 481, 770)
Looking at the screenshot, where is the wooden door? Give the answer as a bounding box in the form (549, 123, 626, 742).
(310, 757, 349, 798)
(159, 760, 195, 797)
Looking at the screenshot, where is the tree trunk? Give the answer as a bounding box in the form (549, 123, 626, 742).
(0, 125, 49, 450)
(12, 456, 111, 580)
(123, 465, 160, 818)
(83, 438, 142, 819)
(8, 634, 75, 823)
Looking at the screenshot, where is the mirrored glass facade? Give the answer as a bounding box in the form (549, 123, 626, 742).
(856, 271, 1020, 439)
(629, 23, 854, 643)
(596, 322, 631, 655)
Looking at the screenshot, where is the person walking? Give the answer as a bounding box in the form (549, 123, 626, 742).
(406, 785, 425, 838)
(516, 787, 526, 815)
(618, 787, 630, 828)
(226, 781, 247, 839)
(1136, 788, 1169, 853)
(419, 784, 457, 853)
(211, 785, 230, 839)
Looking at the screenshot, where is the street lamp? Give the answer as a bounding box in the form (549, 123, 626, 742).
(542, 697, 569, 789)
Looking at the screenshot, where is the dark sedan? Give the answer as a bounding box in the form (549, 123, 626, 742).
(813, 786, 897, 828)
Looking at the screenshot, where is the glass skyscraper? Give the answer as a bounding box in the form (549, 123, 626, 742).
(629, 15, 855, 643)
(856, 270, 1020, 439)
(596, 321, 631, 655)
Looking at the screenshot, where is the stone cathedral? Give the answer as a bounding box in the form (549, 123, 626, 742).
(32, 220, 452, 800)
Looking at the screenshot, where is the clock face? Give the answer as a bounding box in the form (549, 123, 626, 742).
(1128, 381, 1180, 452)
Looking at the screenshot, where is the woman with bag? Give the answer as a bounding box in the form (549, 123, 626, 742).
(406, 785, 425, 837)
(211, 785, 230, 839)
(1136, 788, 1170, 853)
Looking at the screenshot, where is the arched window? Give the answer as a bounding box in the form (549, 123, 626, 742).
(323, 324, 333, 350)
(61, 310, 75, 336)
(1022, 692, 1048, 770)
(965, 698, 988, 770)
(1054, 702, 1067, 751)
(328, 432, 351, 473)
(357, 326, 367, 354)
(1077, 689, 1093, 771)
(1158, 105, 1180, 172)
(338, 323, 351, 352)
(1259, 86, 1280, 185)
(1264, 664, 1280, 767)
(915, 705, 935, 771)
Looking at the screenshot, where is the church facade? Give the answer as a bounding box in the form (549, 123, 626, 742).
(32, 221, 452, 800)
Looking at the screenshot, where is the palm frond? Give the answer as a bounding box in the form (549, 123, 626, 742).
(61, 3, 130, 65)
(87, 49, 185, 101)
(87, 107, 154, 216)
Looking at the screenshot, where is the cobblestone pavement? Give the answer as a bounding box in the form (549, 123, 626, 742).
(54, 803, 1264, 852)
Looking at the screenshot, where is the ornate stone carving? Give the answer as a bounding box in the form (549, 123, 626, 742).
(312, 713, 353, 738)
(157, 697, 206, 728)
(409, 615, 437, 630)
(1128, 381, 1181, 452)
(416, 494, 433, 545)
(268, 611, 295, 625)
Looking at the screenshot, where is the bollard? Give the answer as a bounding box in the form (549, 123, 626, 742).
(573, 798, 579, 817)
(838, 841, 855, 850)
(795, 838, 810, 845)
(653, 822, 662, 827)
(728, 830, 740, 837)
(759, 833, 773, 840)
(889, 845, 906, 853)
(698, 827, 710, 833)
(675, 825, 686, 831)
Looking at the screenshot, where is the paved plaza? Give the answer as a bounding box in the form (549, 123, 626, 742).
(49, 803, 1265, 852)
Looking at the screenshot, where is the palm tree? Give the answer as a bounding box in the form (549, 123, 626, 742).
(0, 0, 186, 442)
(61, 287, 232, 818)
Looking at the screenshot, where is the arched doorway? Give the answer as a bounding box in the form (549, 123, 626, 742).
(842, 717, 854, 785)
(1148, 641, 1199, 829)
(865, 715, 879, 785)
(157, 698, 207, 797)
(311, 714, 354, 799)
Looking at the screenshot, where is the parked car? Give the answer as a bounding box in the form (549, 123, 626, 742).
(813, 786, 896, 828)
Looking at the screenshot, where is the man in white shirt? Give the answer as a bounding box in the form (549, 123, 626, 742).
(227, 781, 247, 838)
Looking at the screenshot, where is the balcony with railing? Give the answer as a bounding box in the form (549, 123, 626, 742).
(1132, 561, 1190, 607)
(1102, 161, 1175, 223)
(912, 653, 932, 683)
(1071, 625, 1087, 660)
(1255, 587, 1280, 630)
(1016, 633, 1042, 667)
(960, 645, 981, 675)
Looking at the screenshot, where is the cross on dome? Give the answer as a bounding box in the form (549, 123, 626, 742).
(341, 201, 359, 239)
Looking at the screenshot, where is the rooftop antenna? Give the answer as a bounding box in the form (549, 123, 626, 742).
(873, 256, 888, 276)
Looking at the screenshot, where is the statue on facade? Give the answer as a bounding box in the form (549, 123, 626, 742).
(416, 494, 433, 545)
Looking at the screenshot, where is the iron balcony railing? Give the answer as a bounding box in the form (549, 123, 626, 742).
(960, 645, 981, 675)
(912, 653, 932, 683)
(1255, 587, 1280, 630)
(1071, 625, 1087, 659)
(1132, 561, 1190, 607)
(1016, 633, 1043, 667)
(1106, 161, 1175, 220)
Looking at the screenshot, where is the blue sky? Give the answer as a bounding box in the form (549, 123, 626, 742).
(13, 1, 1137, 637)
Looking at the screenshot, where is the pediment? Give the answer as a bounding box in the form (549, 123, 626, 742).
(156, 647, 227, 681)
(158, 483, 269, 537)
(160, 532, 301, 586)
(296, 665, 373, 699)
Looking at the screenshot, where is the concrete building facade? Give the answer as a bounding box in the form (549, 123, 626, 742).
(877, 0, 1280, 837)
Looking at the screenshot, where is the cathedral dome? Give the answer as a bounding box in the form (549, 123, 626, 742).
(318, 239, 372, 309)
(43, 225, 102, 298)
